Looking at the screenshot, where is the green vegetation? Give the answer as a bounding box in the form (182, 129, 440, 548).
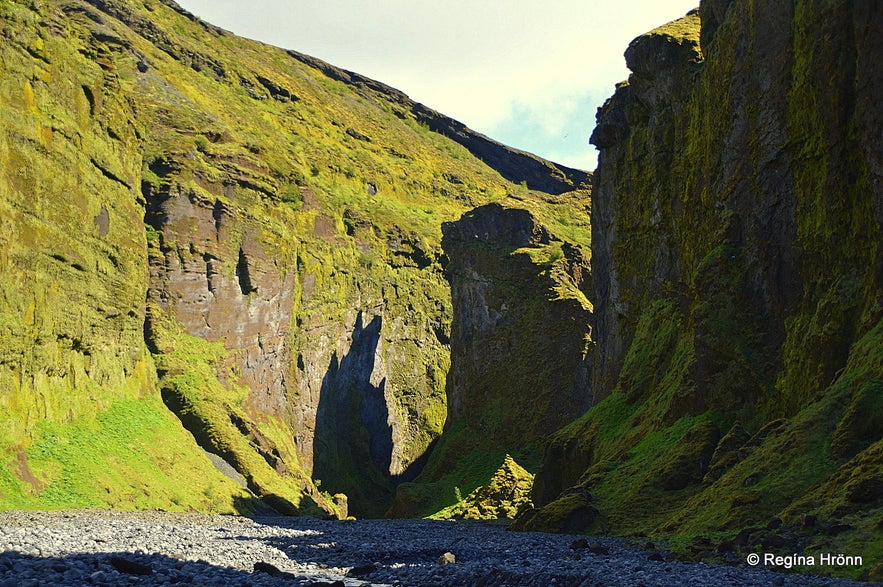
(147, 305, 333, 516)
(389, 422, 538, 519)
(390, 200, 592, 519)
(1, 397, 251, 512)
(0, 0, 587, 516)
(430, 454, 534, 521)
(524, 5, 882, 580)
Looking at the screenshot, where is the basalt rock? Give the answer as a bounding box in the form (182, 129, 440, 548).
(389, 200, 592, 518)
(442, 203, 592, 445)
(432, 454, 534, 521)
(525, 1, 883, 569)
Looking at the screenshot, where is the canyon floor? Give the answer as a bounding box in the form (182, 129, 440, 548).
(0, 511, 873, 586)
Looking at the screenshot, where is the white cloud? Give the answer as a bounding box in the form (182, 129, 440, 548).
(176, 0, 699, 169)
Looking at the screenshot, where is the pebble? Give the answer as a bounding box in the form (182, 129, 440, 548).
(0, 510, 872, 586)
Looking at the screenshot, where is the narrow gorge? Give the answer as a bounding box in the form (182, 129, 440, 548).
(0, 0, 879, 582)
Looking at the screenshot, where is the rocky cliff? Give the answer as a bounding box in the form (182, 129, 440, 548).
(520, 1, 882, 579)
(0, 0, 590, 518)
(389, 198, 593, 518)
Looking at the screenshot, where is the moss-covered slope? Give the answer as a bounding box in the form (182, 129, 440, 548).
(0, 0, 254, 512)
(0, 0, 590, 517)
(522, 1, 882, 579)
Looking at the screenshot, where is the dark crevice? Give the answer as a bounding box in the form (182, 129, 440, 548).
(236, 248, 256, 295)
(228, 412, 287, 475)
(211, 199, 225, 235)
(81, 85, 96, 116)
(203, 253, 218, 293)
(160, 388, 252, 496)
(90, 157, 131, 189)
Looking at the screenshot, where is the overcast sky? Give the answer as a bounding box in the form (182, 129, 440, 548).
(174, 1, 698, 171)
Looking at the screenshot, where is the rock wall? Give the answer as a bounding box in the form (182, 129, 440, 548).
(390, 200, 593, 518)
(144, 183, 295, 417)
(0, 0, 254, 512)
(523, 1, 882, 576)
(591, 1, 882, 418)
(442, 203, 592, 444)
(142, 173, 453, 516)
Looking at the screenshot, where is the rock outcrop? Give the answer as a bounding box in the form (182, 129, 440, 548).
(524, 1, 882, 574)
(442, 203, 592, 445)
(0, 0, 256, 512)
(431, 454, 534, 521)
(389, 199, 592, 518)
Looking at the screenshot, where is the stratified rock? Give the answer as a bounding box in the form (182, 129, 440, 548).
(390, 200, 592, 518)
(0, 0, 587, 517)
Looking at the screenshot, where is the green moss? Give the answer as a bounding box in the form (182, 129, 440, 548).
(22, 398, 251, 512)
(527, 6, 880, 580)
(430, 454, 534, 521)
(148, 305, 332, 517)
(528, 319, 883, 578)
(389, 422, 537, 518)
(616, 298, 684, 404)
(515, 240, 564, 267)
(830, 379, 883, 459)
(646, 13, 702, 44)
(2, 0, 586, 519)
(515, 490, 598, 534)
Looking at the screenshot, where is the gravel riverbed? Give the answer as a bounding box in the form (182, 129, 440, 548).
(0, 511, 873, 586)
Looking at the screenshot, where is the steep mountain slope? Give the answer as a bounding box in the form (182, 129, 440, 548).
(0, 0, 590, 517)
(519, 1, 882, 579)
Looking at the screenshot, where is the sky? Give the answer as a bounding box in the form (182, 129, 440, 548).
(174, 1, 699, 171)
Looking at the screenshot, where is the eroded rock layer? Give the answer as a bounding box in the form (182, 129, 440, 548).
(390, 200, 592, 518)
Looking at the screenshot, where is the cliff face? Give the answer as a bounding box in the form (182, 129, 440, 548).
(8, 0, 877, 573)
(0, 0, 590, 517)
(442, 203, 592, 443)
(390, 198, 593, 518)
(523, 1, 882, 575)
(0, 0, 255, 511)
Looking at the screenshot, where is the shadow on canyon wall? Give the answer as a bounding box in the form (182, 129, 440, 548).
(312, 313, 396, 518)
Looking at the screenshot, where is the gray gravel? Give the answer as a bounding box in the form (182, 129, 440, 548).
(0, 511, 873, 586)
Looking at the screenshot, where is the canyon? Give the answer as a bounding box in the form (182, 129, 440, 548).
(0, 0, 879, 581)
